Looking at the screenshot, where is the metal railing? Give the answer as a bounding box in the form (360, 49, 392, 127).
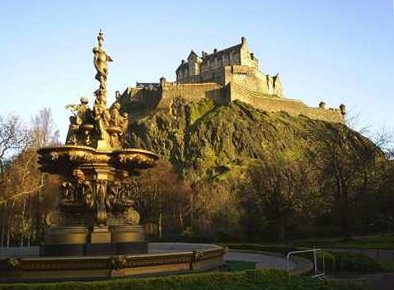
(286, 248, 326, 279)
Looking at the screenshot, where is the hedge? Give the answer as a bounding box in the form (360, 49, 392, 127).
(0, 269, 365, 290)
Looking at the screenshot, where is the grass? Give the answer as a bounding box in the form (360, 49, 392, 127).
(293, 233, 394, 249)
(378, 260, 394, 272)
(224, 233, 394, 250)
(227, 260, 256, 272)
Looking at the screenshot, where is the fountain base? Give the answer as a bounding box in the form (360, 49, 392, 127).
(40, 225, 148, 256)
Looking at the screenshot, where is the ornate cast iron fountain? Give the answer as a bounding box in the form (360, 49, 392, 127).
(0, 32, 225, 281)
(38, 31, 158, 256)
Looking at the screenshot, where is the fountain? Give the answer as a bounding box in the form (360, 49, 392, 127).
(0, 31, 224, 282)
(38, 30, 157, 257)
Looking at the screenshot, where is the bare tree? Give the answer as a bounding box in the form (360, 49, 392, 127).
(241, 151, 311, 242)
(0, 114, 31, 172)
(0, 109, 59, 246)
(31, 107, 60, 147)
(310, 123, 381, 238)
(133, 160, 191, 239)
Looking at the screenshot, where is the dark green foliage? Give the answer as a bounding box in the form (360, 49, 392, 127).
(0, 269, 366, 290)
(317, 251, 336, 272)
(228, 261, 256, 272)
(331, 252, 383, 273)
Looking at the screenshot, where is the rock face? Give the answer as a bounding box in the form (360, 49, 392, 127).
(126, 98, 375, 180)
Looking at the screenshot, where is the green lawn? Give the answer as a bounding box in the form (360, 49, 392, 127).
(223, 233, 394, 250)
(293, 233, 394, 249)
(227, 261, 256, 272)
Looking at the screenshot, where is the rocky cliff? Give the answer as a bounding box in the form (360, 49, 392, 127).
(126, 97, 377, 181)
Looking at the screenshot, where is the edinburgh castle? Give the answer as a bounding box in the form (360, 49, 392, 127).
(120, 37, 345, 123)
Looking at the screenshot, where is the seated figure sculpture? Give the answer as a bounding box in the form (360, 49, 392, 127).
(65, 97, 94, 145)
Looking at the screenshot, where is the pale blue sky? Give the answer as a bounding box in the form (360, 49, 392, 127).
(0, 0, 393, 140)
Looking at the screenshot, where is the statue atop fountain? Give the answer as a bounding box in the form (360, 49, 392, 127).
(65, 31, 127, 150)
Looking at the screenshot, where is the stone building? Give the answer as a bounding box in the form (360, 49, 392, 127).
(175, 37, 283, 97)
(120, 38, 345, 124)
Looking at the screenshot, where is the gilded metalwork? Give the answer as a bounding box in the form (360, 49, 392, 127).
(0, 246, 224, 281)
(65, 31, 127, 151)
(37, 32, 158, 255)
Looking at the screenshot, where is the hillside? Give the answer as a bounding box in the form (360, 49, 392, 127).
(126, 97, 378, 181)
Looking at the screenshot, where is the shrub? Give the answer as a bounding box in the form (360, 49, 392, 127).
(0, 269, 365, 290)
(332, 252, 383, 273)
(317, 251, 336, 272)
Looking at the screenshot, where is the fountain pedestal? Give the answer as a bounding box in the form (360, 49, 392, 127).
(40, 226, 89, 256)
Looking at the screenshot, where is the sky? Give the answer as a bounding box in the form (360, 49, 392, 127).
(0, 0, 393, 141)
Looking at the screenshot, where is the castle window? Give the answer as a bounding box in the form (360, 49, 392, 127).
(222, 55, 227, 65)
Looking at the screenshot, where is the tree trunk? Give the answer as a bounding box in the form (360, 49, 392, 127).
(179, 213, 184, 230)
(20, 196, 27, 247)
(340, 198, 351, 240)
(158, 213, 162, 239)
(158, 203, 163, 239)
(6, 199, 15, 247)
(1, 202, 7, 247)
(190, 192, 195, 227)
(278, 216, 286, 242)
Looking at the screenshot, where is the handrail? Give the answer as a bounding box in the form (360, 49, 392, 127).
(286, 248, 325, 279)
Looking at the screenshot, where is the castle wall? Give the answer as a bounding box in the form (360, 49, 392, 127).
(228, 82, 344, 123)
(224, 65, 269, 94)
(157, 82, 225, 109)
(120, 87, 161, 112)
(122, 81, 343, 124)
(240, 44, 258, 68)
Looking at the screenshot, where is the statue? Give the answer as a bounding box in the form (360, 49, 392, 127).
(95, 180, 108, 225)
(65, 97, 93, 144)
(93, 30, 112, 96)
(59, 169, 94, 212)
(109, 102, 123, 127)
(93, 98, 111, 140)
(64, 32, 128, 149)
(66, 97, 91, 126)
(109, 91, 128, 129)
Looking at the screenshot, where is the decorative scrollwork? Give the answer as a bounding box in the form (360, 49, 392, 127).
(111, 255, 127, 270)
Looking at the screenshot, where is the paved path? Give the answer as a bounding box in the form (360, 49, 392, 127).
(224, 250, 313, 275)
(224, 251, 294, 270)
(0, 246, 39, 257)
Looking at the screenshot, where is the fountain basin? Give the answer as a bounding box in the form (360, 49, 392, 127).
(0, 243, 225, 282)
(38, 145, 159, 175)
